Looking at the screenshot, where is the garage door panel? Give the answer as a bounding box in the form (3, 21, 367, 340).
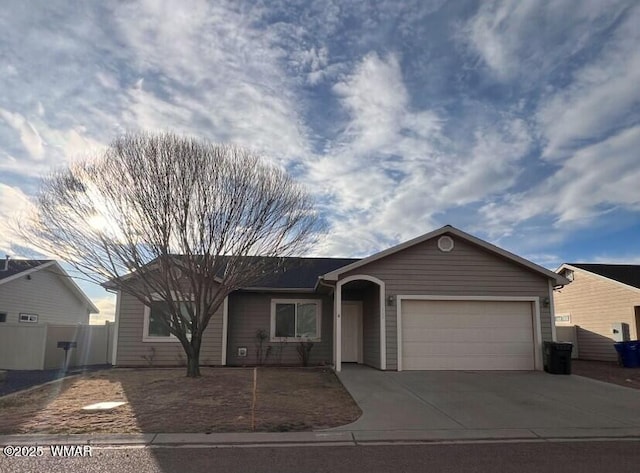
(403, 316, 529, 330)
(403, 300, 530, 317)
(401, 300, 535, 371)
(405, 328, 533, 343)
(403, 355, 534, 371)
(403, 341, 534, 357)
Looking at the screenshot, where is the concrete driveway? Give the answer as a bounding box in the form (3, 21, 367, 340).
(332, 365, 640, 441)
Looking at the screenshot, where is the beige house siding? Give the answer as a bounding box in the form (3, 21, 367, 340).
(341, 235, 553, 370)
(226, 292, 333, 366)
(0, 268, 90, 325)
(115, 291, 224, 366)
(554, 269, 640, 362)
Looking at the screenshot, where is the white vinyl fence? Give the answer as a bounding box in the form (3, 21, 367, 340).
(556, 325, 579, 359)
(0, 322, 114, 370)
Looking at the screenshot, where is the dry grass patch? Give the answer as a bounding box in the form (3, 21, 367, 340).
(254, 367, 361, 431)
(0, 367, 360, 434)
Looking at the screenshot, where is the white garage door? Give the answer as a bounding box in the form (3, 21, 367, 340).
(401, 300, 535, 370)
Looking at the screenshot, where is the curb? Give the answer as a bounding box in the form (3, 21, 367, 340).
(3, 429, 640, 448)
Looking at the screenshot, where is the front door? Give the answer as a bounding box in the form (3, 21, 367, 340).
(341, 302, 362, 363)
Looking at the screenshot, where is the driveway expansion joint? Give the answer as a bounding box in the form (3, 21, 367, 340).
(388, 376, 468, 429)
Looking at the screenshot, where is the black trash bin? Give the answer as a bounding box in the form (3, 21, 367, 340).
(543, 341, 573, 374)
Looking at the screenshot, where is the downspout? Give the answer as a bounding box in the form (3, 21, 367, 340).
(316, 277, 336, 293)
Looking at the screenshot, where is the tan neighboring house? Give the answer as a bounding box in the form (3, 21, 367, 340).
(110, 225, 569, 372)
(554, 264, 640, 362)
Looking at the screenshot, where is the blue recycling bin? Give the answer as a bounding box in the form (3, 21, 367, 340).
(614, 341, 640, 368)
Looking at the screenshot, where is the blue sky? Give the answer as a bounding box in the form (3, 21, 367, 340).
(1, 0, 639, 322)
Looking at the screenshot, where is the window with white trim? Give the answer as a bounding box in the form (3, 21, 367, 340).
(19, 313, 38, 323)
(270, 299, 321, 342)
(143, 300, 192, 342)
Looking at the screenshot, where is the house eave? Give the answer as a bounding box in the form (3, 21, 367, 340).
(237, 287, 317, 293)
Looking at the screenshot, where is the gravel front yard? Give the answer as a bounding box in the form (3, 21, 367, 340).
(572, 359, 640, 389)
(0, 367, 361, 434)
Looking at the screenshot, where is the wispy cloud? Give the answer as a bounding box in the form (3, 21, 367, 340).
(310, 52, 444, 255)
(461, 0, 631, 83)
(591, 255, 640, 265)
(0, 0, 639, 293)
(90, 295, 116, 325)
(0, 108, 44, 160)
(536, 5, 640, 160)
(0, 183, 34, 255)
(481, 121, 640, 238)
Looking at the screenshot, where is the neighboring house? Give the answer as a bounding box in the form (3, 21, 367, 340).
(0, 259, 101, 370)
(110, 225, 569, 371)
(554, 264, 640, 362)
(0, 259, 99, 325)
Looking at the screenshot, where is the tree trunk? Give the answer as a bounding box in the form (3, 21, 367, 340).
(186, 334, 202, 377)
(186, 352, 201, 377)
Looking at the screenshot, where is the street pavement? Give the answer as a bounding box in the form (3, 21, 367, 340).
(2, 441, 640, 473)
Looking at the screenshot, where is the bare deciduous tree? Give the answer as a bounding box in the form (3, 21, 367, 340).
(19, 132, 324, 377)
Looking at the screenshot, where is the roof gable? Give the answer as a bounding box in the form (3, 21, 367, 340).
(558, 263, 640, 293)
(322, 225, 570, 286)
(0, 259, 99, 313)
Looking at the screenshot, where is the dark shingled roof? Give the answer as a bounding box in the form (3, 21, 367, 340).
(104, 256, 361, 290)
(570, 264, 640, 290)
(249, 257, 360, 289)
(0, 259, 53, 282)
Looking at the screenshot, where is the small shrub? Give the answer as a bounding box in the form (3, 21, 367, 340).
(265, 345, 272, 364)
(274, 338, 285, 365)
(296, 339, 314, 367)
(255, 329, 270, 365)
(142, 347, 156, 367)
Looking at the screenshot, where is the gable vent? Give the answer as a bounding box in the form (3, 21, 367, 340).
(437, 236, 455, 252)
